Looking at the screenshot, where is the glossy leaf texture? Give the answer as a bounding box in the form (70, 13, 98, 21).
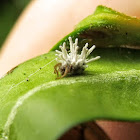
(1, 5, 140, 140)
(51, 5, 140, 51)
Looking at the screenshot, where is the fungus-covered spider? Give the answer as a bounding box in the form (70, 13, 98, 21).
(54, 37, 100, 79)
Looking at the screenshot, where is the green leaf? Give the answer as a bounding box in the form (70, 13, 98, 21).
(1, 5, 140, 140)
(51, 5, 140, 51)
(1, 48, 140, 140)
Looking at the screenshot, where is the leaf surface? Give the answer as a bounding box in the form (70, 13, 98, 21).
(51, 5, 140, 51)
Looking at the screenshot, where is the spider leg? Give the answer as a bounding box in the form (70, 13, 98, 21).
(54, 63, 62, 78)
(57, 65, 69, 79)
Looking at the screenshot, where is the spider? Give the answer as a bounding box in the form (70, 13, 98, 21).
(54, 37, 100, 79)
(54, 63, 85, 79)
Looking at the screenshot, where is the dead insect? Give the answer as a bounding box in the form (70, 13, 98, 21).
(54, 37, 100, 79)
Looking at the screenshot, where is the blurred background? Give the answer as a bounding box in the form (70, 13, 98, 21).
(0, 0, 30, 49)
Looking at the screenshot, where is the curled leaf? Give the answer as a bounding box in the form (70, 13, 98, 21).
(52, 5, 140, 51)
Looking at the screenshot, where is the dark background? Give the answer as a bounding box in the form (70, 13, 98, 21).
(0, 0, 30, 48)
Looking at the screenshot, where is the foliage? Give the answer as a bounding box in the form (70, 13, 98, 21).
(1, 5, 140, 140)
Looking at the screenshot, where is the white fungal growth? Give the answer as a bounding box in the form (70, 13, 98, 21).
(55, 37, 100, 71)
